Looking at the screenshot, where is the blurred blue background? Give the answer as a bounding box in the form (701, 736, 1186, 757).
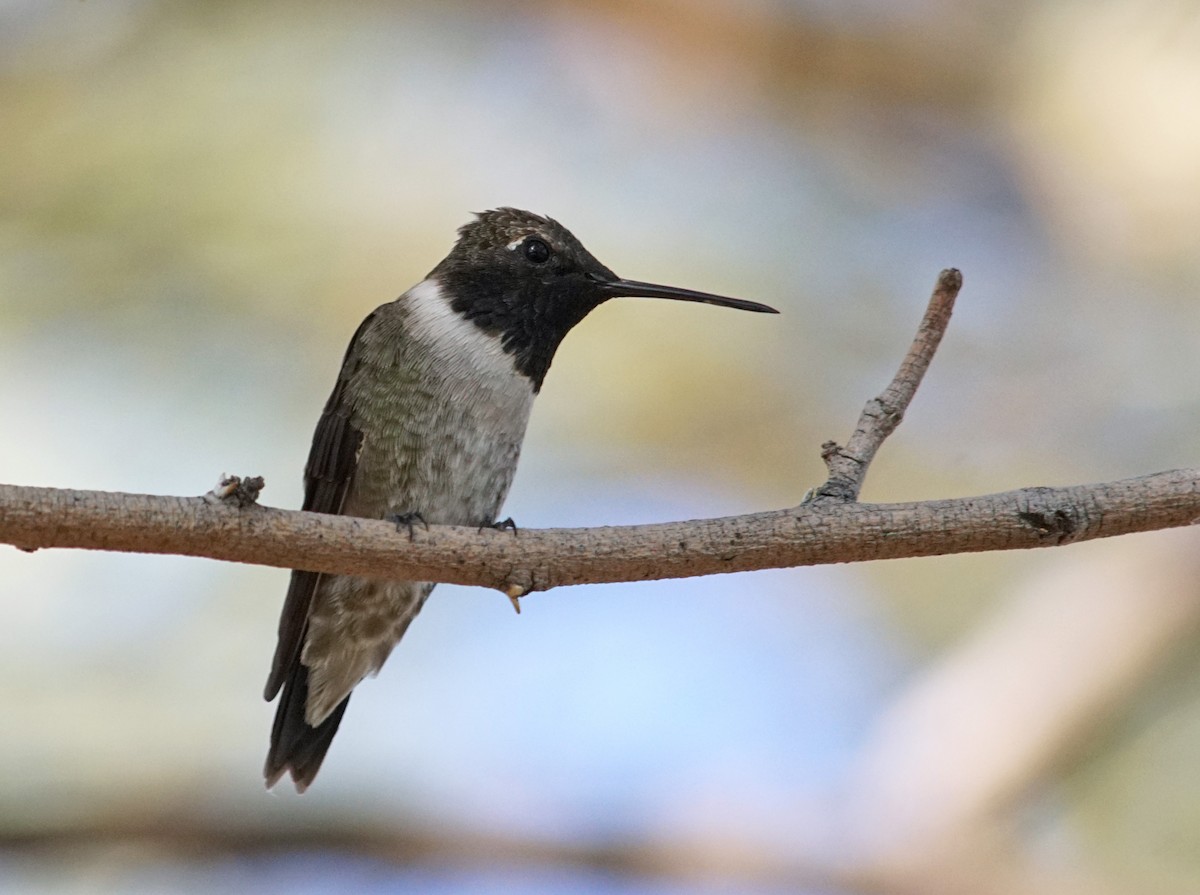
(3, 0, 1200, 892)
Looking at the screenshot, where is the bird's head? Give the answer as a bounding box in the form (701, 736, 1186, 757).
(428, 208, 777, 389)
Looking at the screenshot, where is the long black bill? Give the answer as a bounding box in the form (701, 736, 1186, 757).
(597, 277, 779, 314)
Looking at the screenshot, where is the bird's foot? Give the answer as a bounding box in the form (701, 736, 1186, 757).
(388, 510, 428, 540)
(483, 516, 518, 535)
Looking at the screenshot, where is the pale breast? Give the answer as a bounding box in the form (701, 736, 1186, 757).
(341, 279, 536, 527)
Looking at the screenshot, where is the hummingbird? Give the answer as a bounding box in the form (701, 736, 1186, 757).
(263, 208, 778, 790)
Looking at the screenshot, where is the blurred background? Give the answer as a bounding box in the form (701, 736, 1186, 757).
(2, 0, 1200, 892)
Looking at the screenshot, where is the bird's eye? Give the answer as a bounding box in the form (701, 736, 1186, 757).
(523, 238, 551, 264)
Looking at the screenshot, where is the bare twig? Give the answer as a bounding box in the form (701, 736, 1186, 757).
(811, 268, 962, 502)
(1, 469, 1198, 594)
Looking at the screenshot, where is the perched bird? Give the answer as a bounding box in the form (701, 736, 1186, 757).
(264, 208, 778, 790)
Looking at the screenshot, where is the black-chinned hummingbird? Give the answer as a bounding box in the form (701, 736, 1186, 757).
(263, 208, 778, 790)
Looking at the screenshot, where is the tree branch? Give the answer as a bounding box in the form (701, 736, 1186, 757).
(1, 269, 1197, 595)
(1, 470, 1198, 595)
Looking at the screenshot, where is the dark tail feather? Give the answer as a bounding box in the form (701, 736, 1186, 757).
(264, 661, 349, 792)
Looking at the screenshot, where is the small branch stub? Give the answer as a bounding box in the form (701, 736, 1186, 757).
(809, 268, 962, 504)
(208, 474, 266, 509)
(503, 581, 530, 614)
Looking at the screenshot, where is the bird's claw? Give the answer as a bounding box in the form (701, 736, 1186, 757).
(484, 516, 518, 535)
(388, 511, 428, 540)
